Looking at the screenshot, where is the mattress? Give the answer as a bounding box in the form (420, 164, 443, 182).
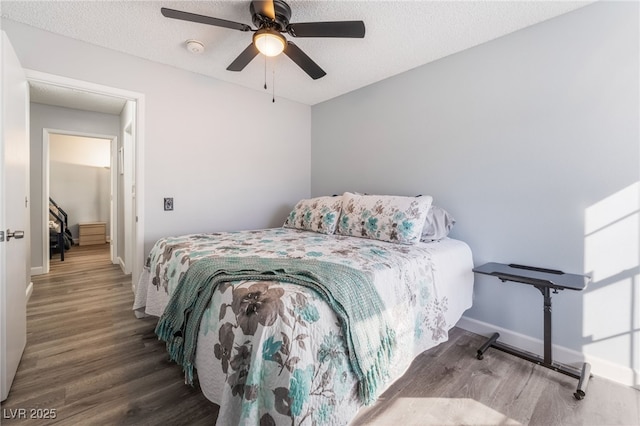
(133, 228, 473, 425)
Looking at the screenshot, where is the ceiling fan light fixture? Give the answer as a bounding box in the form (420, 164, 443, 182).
(253, 29, 285, 57)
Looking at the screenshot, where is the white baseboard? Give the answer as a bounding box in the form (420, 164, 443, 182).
(457, 315, 639, 390)
(118, 256, 126, 273)
(31, 266, 44, 276)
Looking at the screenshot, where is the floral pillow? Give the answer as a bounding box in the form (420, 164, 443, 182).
(283, 196, 342, 234)
(337, 192, 433, 244)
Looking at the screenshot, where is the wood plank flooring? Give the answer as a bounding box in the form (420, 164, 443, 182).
(2, 244, 639, 425)
(1, 244, 218, 425)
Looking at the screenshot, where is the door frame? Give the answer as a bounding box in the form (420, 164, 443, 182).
(26, 70, 145, 285)
(42, 129, 118, 273)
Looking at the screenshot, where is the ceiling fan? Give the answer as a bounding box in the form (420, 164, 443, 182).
(161, 0, 365, 80)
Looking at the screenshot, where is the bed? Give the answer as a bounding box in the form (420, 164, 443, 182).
(133, 193, 474, 425)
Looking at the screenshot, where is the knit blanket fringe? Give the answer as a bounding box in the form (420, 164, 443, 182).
(154, 256, 396, 405)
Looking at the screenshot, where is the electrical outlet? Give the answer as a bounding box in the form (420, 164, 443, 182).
(164, 197, 174, 211)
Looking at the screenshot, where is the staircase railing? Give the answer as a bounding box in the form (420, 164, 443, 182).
(49, 197, 69, 261)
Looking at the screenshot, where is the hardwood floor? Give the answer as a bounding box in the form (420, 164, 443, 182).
(1, 244, 218, 425)
(2, 244, 638, 425)
(353, 332, 640, 426)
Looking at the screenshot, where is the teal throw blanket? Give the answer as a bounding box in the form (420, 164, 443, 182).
(155, 256, 395, 405)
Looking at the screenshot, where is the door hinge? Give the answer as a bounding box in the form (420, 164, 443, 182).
(0, 231, 4, 242)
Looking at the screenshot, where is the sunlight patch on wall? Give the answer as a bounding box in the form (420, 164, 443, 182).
(583, 182, 639, 369)
(50, 133, 111, 168)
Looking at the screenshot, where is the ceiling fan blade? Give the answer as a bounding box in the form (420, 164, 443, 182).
(161, 7, 251, 32)
(252, 1, 276, 20)
(283, 41, 326, 80)
(287, 21, 365, 38)
(226, 43, 260, 72)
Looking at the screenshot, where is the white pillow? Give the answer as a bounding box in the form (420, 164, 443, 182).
(337, 192, 433, 244)
(421, 205, 456, 241)
(283, 196, 342, 234)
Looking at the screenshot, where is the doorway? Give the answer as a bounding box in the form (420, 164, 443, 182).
(43, 131, 117, 271)
(26, 70, 145, 286)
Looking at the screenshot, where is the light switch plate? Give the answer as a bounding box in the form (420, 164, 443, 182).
(164, 197, 173, 211)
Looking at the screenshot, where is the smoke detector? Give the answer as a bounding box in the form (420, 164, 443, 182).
(185, 39, 205, 54)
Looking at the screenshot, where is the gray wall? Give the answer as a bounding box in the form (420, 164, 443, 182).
(311, 2, 639, 378)
(29, 103, 120, 268)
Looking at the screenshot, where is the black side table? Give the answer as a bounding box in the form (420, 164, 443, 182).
(472, 262, 592, 400)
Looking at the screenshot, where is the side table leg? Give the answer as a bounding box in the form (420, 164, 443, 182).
(574, 362, 592, 400)
(477, 332, 500, 360)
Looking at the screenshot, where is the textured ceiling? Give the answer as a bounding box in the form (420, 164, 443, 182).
(2, 1, 592, 106)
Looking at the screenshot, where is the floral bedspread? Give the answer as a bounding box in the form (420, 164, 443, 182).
(134, 228, 473, 425)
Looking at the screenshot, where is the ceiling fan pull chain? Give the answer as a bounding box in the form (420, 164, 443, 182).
(272, 59, 276, 103)
(264, 54, 268, 90)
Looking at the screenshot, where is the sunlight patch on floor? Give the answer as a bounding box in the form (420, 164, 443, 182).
(368, 397, 522, 425)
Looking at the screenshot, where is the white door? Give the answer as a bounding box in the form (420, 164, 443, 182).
(1, 31, 30, 402)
